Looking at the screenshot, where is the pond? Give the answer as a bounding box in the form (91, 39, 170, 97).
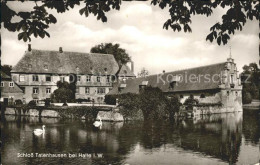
(1, 110, 260, 165)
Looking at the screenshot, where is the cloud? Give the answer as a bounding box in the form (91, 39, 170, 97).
(1, 1, 258, 75)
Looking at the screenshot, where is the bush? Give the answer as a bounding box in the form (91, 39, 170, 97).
(104, 95, 118, 105)
(28, 100, 37, 108)
(183, 95, 199, 110)
(117, 87, 181, 121)
(242, 92, 252, 104)
(15, 99, 23, 105)
(44, 98, 51, 107)
(119, 93, 142, 120)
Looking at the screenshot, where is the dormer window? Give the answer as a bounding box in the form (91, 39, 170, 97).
(86, 75, 91, 82)
(118, 84, 126, 93)
(106, 76, 110, 83)
(44, 65, 48, 70)
(32, 75, 39, 82)
(97, 76, 101, 82)
(76, 67, 79, 73)
(139, 81, 148, 90)
(28, 64, 32, 69)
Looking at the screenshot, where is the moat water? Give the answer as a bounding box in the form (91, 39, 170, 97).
(1, 110, 260, 165)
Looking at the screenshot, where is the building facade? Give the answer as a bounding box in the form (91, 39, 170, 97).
(10, 45, 135, 103)
(1, 71, 24, 105)
(108, 57, 243, 112)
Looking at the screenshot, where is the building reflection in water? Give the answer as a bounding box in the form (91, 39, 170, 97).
(1, 111, 259, 165)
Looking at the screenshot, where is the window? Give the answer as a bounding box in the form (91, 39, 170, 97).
(106, 76, 110, 82)
(33, 88, 39, 94)
(44, 65, 48, 70)
(19, 75, 25, 82)
(200, 94, 205, 98)
(97, 76, 101, 82)
(1, 82, 4, 87)
(32, 75, 39, 82)
(97, 88, 105, 94)
(46, 88, 51, 94)
(46, 75, 51, 82)
(86, 75, 91, 82)
(180, 95, 183, 99)
(77, 76, 81, 82)
(60, 76, 65, 82)
(9, 82, 14, 87)
(227, 91, 229, 96)
(85, 87, 90, 94)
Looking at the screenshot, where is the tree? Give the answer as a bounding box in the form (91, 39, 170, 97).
(90, 43, 130, 66)
(138, 68, 149, 78)
(1, 1, 258, 45)
(1, 65, 12, 76)
(241, 63, 260, 102)
(51, 81, 74, 105)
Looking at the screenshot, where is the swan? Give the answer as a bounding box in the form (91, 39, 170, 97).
(93, 116, 102, 128)
(33, 125, 45, 135)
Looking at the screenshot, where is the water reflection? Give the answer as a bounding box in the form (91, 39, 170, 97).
(1, 111, 260, 165)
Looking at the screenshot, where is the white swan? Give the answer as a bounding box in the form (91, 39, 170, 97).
(93, 116, 102, 128)
(33, 125, 45, 136)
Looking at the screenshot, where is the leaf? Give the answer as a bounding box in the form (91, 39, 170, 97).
(79, 7, 85, 15)
(217, 36, 222, 45)
(18, 32, 24, 40)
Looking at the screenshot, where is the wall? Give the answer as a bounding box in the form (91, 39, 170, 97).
(192, 104, 242, 116)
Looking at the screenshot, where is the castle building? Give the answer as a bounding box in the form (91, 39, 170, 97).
(10, 45, 135, 103)
(108, 57, 243, 112)
(0, 71, 23, 105)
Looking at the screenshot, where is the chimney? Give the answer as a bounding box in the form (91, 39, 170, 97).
(131, 61, 134, 73)
(163, 70, 165, 74)
(28, 44, 32, 51)
(59, 47, 63, 53)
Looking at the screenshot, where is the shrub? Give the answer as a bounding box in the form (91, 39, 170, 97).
(44, 98, 51, 107)
(105, 95, 118, 105)
(28, 100, 37, 108)
(183, 95, 199, 110)
(15, 99, 23, 105)
(119, 93, 141, 120)
(242, 92, 252, 104)
(166, 95, 181, 119)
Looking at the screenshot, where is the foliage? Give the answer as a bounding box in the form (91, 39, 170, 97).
(51, 81, 74, 104)
(242, 92, 252, 104)
(90, 43, 131, 66)
(241, 63, 260, 102)
(165, 95, 181, 119)
(2, 1, 258, 45)
(1, 65, 12, 76)
(15, 99, 23, 105)
(138, 68, 149, 78)
(28, 100, 37, 108)
(139, 86, 169, 120)
(118, 93, 142, 120)
(183, 95, 199, 110)
(44, 98, 51, 107)
(104, 94, 118, 105)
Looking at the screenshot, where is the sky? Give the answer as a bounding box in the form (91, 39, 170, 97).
(1, 1, 259, 75)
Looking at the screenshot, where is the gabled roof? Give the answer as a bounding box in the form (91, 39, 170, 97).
(12, 49, 119, 75)
(108, 62, 227, 95)
(116, 64, 136, 77)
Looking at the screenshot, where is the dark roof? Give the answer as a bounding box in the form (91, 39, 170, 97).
(1, 71, 11, 80)
(108, 62, 227, 95)
(116, 64, 136, 77)
(12, 49, 119, 75)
